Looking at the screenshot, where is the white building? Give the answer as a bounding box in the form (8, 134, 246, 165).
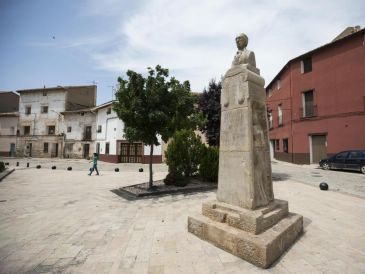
(16, 85, 96, 158)
(61, 108, 96, 159)
(94, 101, 163, 163)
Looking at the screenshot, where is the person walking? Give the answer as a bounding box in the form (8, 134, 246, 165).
(88, 153, 100, 176)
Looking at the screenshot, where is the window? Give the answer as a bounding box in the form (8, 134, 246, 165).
(302, 90, 316, 118)
(301, 57, 312, 73)
(84, 126, 92, 140)
(24, 126, 30, 135)
(268, 110, 273, 129)
(283, 139, 289, 153)
(96, 143, 100, 154)
(43, 91, 47, 96)
(105, 143, 110, 154)
(267, 88, 273, 97)
(67, 126, 72, 133)
(275, 139, 280, 151)
(277, 79, 281, 90)
(43, 143, 48, 153)
(25, 106, 31, 115)
(97, 125, 102, 133)
(278, 104, 283, 126)
(348, 151, 364, 159)
(48, 126, 55, 135)
(336, 152, 348, 159)
(41, 106, 48, 113)
(107, 107, 111, 115)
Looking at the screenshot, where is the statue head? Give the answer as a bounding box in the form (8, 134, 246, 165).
(235, 33, 248, 50)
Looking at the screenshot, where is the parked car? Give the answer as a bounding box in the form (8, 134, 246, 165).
(319, 150, 365, 174)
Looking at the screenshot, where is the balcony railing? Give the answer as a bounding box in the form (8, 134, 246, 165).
(300, 105, 317, 119)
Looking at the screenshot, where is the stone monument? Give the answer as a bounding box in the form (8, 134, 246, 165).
(188, 33, 303, 268)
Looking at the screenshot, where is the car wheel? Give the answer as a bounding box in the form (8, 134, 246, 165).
(361, 166, 365, 174)
(322, 162, 330, 170)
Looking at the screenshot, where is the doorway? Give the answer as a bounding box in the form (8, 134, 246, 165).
(83, 144, 90, 158)
(9, 143, 16, 157)
(120, 142, 142, 163)
(51, 143, 58, 157)
(310, 135, 327, 163)
(26, 143, 32, 157)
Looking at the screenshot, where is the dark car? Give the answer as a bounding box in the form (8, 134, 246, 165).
(319, 150, 365, 174)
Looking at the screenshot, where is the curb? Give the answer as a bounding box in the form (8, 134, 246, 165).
(0, 169, 15, 182)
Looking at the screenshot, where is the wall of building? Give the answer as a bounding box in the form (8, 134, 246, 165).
(0, 115, 19, 156)
(96, 106, 124, 156)
(0, 92, 19, 113)
(18, 90, 66, 136)
(63, 111, 96, 158)
(16, 135, 64, 158)
(65, 86, 96, 110)
(95, 105, 163, 163)
(266, 31, 365, 164)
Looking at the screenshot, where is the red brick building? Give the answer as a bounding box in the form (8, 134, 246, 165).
(266, 27, 365, 164)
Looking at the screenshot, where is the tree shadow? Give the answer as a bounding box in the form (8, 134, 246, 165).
(272, 172, 291, 182)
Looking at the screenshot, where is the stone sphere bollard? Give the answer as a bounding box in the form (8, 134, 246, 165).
(36, 165, 41, 169)
(67, 167, 72, 171)
(115, 168, 119, 172)
(319, 182, 328, 191)
(139, 168, 143, 172)
(51, 166, 56, 170)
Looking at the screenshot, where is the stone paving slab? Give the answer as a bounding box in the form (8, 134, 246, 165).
(0, 167, 364, 273)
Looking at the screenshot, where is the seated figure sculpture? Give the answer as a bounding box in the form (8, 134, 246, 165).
(232, 33, 256, 68)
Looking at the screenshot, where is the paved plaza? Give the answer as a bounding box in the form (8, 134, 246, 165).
(0, 159, 364, 273)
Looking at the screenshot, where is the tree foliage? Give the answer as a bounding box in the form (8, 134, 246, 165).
(198, 79, 221, 146)
(113, 65, 198, 188)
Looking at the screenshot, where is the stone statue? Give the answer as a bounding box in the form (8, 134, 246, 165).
(188, 33, 303, 268)
(232, 33, 256, 67)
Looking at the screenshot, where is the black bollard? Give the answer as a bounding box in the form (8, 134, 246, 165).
(27, 163, 29, 168)
(319, 182, 328, 191)
(139, 168, 143, 172)
(67, 167, 72, 171)
(36, 165, 41, 169)
(5, 162, 9, 165)
(115, 168, 119, 172)
(16, 162, 19, 166)
(51, 166, 56, 170)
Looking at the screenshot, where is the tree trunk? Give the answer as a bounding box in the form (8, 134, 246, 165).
(148, 144, 154, 189)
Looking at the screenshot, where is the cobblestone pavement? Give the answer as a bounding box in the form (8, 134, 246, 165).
(0, 162, 364, 274)
(271, 160, 365, 198)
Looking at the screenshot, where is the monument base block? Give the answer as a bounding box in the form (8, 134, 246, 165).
(188, 200, 303, 268)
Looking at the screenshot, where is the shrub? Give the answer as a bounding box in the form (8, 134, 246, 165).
(0, 162, 5, 172)
(199, 146, 219, 182)
(165, 129, 205, 180)
(164, 172, 186, 186)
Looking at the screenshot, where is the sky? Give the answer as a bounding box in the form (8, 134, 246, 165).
(0, 0, 364, 105)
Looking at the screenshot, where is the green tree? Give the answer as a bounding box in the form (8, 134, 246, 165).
(113, 65, 198, 188)
(198, 79, 221, 146)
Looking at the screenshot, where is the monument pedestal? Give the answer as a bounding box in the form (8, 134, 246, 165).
(188, 38, 303, 269)
(188, 200, 303, 268)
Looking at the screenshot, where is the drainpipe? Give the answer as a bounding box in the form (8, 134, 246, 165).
(289, 63, 294, 163)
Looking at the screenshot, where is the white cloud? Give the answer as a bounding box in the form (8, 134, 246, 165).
(88, 0, 365, 91)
